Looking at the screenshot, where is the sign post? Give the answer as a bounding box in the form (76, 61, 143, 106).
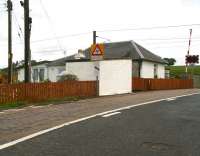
(91, 44, 104, 96)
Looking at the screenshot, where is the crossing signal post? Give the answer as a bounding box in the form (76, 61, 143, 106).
(185, 55, 199, 64)
(185, 29, 193, 74)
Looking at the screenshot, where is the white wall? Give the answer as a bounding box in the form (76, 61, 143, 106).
(66, 62, 99, 81)
(18, 64, 48, 82)
(66, 60, 132, 96)
(157, 64, 165, 79)
(140, 61, 165, 78)
(99, 59, 132, 96)
(17, 64, 65, 82)
(17, 68, 24, 82)
(140, 61, 154, 78)
(48, 66, 66, 82)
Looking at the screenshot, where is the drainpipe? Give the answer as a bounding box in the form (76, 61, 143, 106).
(94, 66, 99, 96)
(138, 60, 142, 78)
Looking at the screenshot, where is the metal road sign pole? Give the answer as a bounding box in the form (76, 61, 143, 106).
(93, 31, 96, 45)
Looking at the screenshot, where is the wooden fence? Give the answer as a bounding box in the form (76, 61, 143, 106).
(133, 78, 193, 91)
(0, 81, 97, 104)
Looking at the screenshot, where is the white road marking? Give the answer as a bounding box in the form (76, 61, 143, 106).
(166, 97, 177, 101)
(102, 112, 121, 118)
(0, 91, 199, 150)
(0, 112, 5, 114)
(30, 106, 45, 109)
(4, 109, 25, 112)
(0, 115, 97, 150)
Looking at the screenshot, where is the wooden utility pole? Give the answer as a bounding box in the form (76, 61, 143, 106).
(93, 31, 96, 45)
(7, 0, 13, 84)
(24, 0, 31, 83)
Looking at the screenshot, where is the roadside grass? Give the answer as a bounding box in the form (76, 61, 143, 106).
(0, 96, 92, 111)
(166, 65, 200, 77)
(0, 101, 26, 111)
(33, 96, 81, 106)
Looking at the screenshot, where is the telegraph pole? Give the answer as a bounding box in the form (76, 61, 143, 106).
(23, 0, 31, 83)
(7, 0, 13, 84)
(93, 31, 96, 45)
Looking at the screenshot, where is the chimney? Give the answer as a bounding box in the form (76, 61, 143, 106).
(78, 49, 83, 54)
(74, 49, 85, 59)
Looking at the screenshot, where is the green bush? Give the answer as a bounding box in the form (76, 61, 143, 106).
(58, 74, 78, 82)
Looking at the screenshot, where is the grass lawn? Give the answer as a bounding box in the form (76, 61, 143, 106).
(0, 96, 88, 111)
(166, 65, 200, 78)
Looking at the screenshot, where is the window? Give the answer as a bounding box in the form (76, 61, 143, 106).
(33, 69, 39, 82)
(39, 69, 45, 82)
(58, 68, 65, 74)
(154, 64, 158, 78)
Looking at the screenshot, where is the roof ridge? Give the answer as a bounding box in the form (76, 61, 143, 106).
(134, 42, 162, 59)
(130, 41, 144, 59)
(99, 40, 131, 45)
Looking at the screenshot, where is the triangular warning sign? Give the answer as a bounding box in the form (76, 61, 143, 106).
(93, 46, 101, 55)
(92, 44, 104, 56)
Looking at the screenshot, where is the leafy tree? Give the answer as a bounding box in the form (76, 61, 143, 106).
(163, 58, 176, 66)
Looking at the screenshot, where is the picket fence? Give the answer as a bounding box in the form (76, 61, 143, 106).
(133, 78, 193, 91)
(0, 81, 97, 104)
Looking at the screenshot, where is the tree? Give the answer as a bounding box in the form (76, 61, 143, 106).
(163, 58, 176, 66)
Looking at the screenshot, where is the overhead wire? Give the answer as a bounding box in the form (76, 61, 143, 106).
(96, 35, 112, 42)
(1, 19, 200, 57)
(0, 31, 92, 45)
(39, 0, 66, 55)
(97, 24, 200, 33)
(1, 23, 200, 46)
(150, 43, 200, 50)
(30, 31, 91, 43)
(13, 11, 23, 43)
(33, 48, 77, 54)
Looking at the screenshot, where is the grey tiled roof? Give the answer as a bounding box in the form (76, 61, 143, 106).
(47, 55, 89, 66)
(16, 61, 51, 69)
(85, 41, 167, 64)
(49, 40, 167, 66)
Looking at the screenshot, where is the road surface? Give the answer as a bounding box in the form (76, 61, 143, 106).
(0, 92, 200, 156)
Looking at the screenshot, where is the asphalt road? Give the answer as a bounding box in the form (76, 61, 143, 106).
(0, 93, 200, 156)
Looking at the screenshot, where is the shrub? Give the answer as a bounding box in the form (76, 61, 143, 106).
(58, 74, 78, 82)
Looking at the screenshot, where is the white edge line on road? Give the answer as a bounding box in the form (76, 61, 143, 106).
(102, 112, 121, 118)
(166, 97, 177, 101)
(30, 106, 45, 109)
(3, 109, 26, 112)
(0, 91, 199, 150)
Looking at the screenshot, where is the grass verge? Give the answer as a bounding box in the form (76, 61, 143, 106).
(0, 96, 94, 111)
(0, 101, 26, 111)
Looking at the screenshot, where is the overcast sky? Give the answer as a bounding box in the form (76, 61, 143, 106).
(0, 0, 200, 68)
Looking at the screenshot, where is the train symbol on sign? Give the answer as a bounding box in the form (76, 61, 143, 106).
(91, 44, 104, 56)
